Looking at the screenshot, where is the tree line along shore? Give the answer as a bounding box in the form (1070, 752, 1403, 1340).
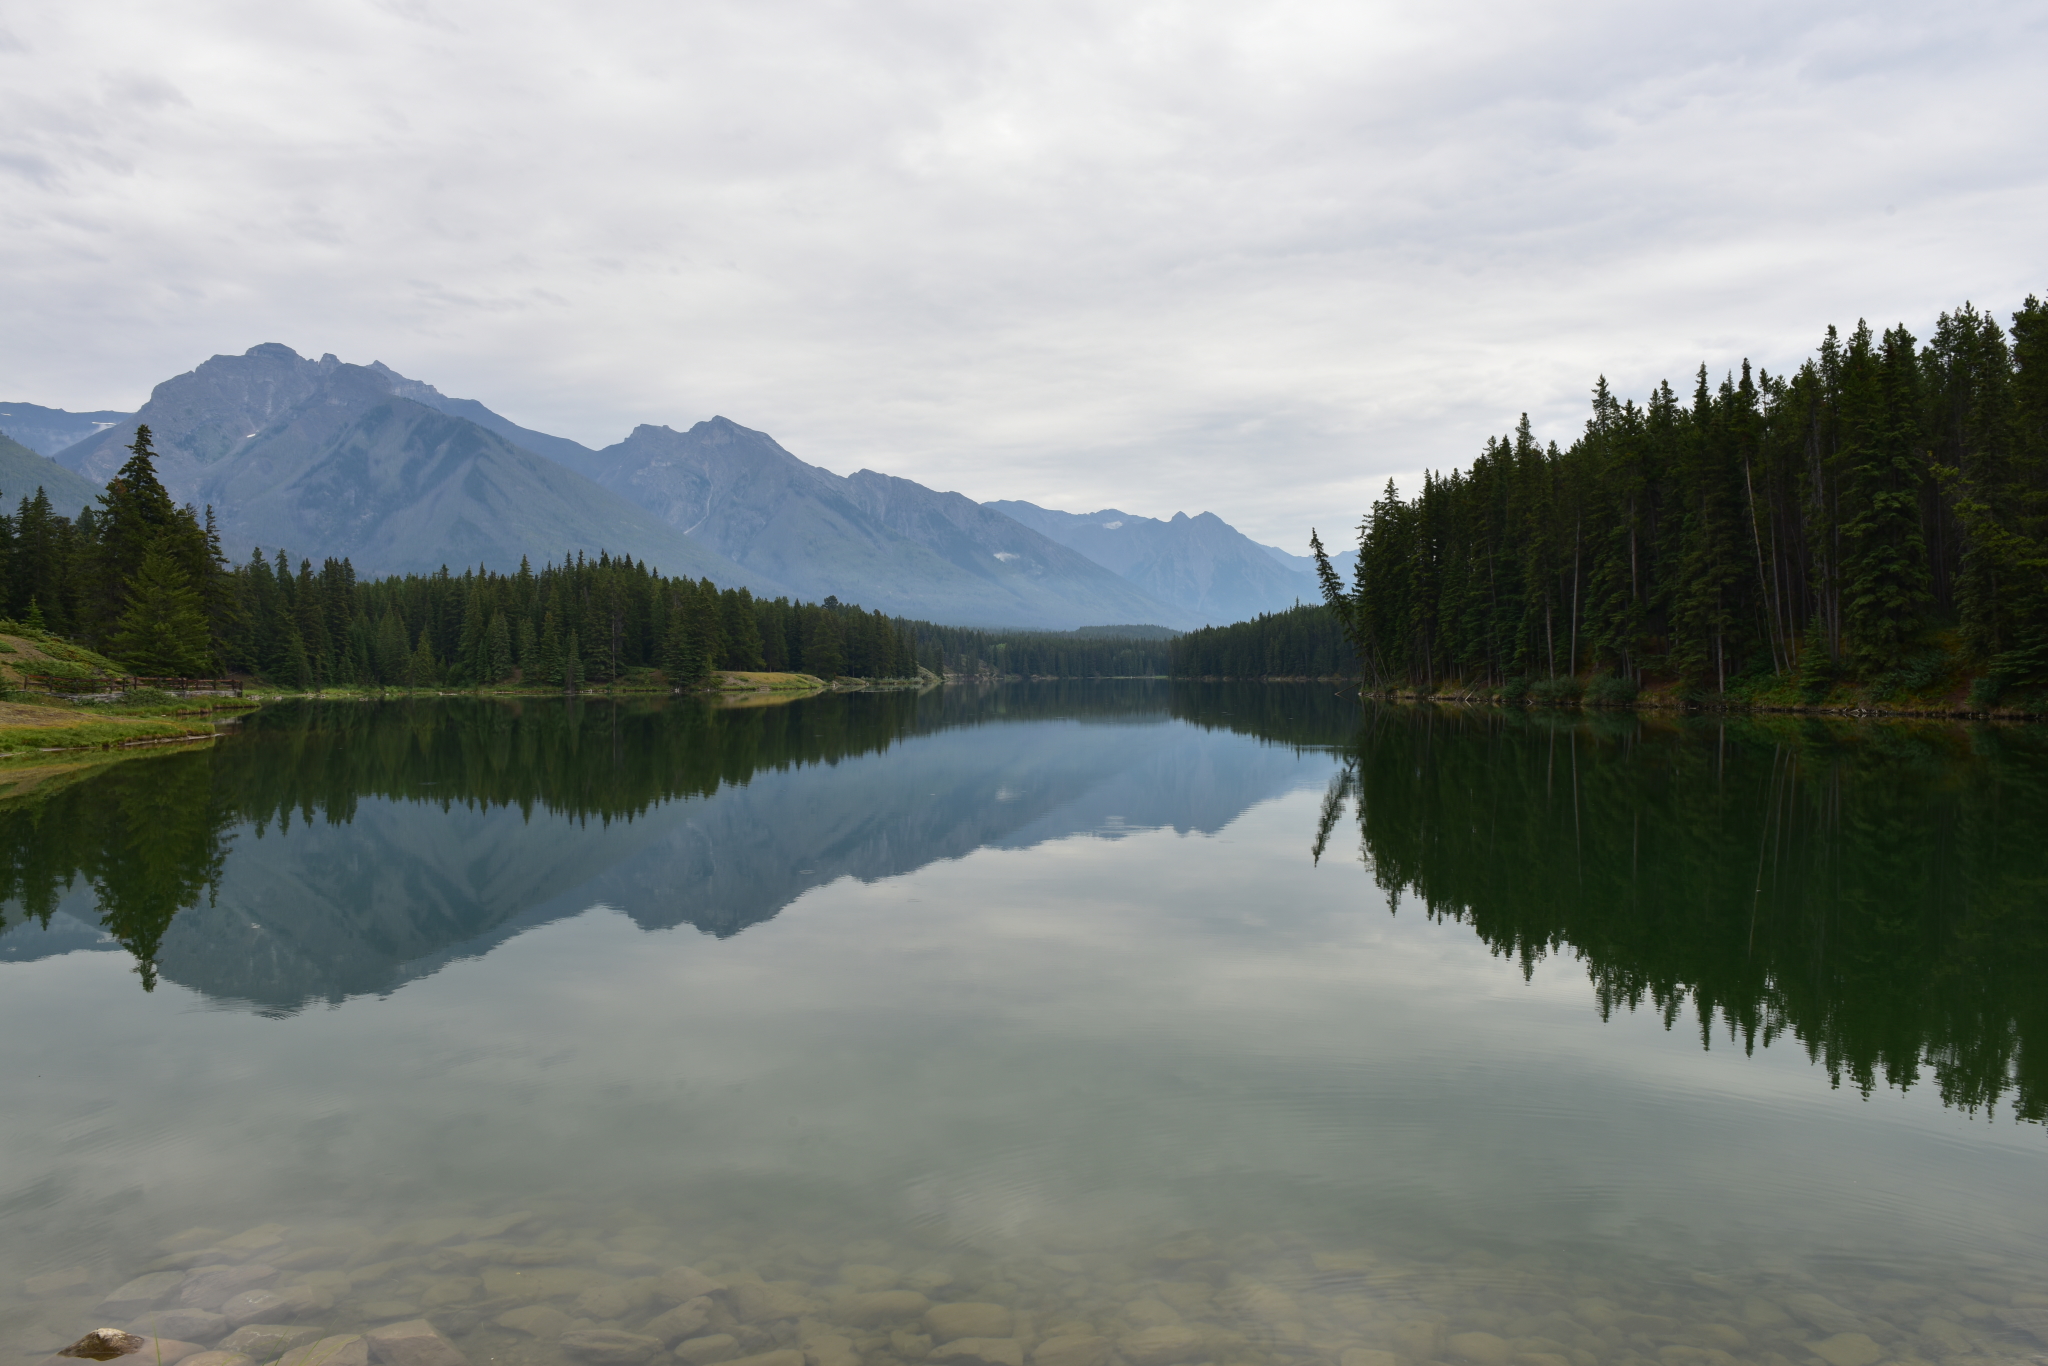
(1294, 296, 2048, 715)
(9, 289, 2048, 718)
(0, 427, 1175, 695)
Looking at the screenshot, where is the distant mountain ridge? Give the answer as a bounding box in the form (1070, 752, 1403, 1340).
(558, 418, 1192, 629)
(26, 344, 1328, 630)
(0, 402, 130, 460)
(987, 500, 1325, 626)
(0, 429, 102, 515)
(53, 346, 774, 586)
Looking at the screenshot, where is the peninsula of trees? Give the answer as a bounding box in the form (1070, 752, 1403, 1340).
(1311, 297, 2047, 706)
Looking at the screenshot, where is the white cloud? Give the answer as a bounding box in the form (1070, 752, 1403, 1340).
(2, 0, 2043, 546)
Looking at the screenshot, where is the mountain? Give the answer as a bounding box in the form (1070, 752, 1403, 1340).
(53, 346, 779, 584)
(0, 429, 102, 516)
(0, 402, 131, 459)
(361, 361, 599, 471)
(986, 501, 1324, 626)
(566, 418, 1190, 629)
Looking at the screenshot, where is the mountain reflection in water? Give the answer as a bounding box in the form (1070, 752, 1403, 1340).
(4, 687, 2046, 1128)
(0, 686, 1339, 1008)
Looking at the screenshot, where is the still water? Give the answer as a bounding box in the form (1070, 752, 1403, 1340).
(2, 688, 2044, 1366)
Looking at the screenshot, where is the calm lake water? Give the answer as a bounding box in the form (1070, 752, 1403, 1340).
(3, 688, 2045, 1366)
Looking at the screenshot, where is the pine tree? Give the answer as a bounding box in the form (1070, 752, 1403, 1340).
(407, 631, 438, 688)
(111, 539, 214, 676)
(485, 610, 514, 683)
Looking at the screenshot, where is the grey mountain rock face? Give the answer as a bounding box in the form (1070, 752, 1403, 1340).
(0, 428, 103, 516)
(0, 402, 132, 458)
(362, 362, 599, 471)
(573, 418, 1189, 629)
(33, 342, 1314, 628)
(48, 346, 776, 584)
(986, 501, 1322, 626)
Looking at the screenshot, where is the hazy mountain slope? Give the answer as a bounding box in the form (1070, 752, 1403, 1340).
(577, 418, 1189, 628)
(362, 362, 601, 471)
(987, 500, 1321, 625)
(0, 402, 131, 458)
(0, 430, 102, 515)
(1260, 540, 1360, 583)
(839, 468, 1184, 616)
(50, 346, 777, 583)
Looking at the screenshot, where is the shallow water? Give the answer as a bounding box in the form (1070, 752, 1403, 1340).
(2, 688, 2044, 1366)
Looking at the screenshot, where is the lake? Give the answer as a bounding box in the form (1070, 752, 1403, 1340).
(3, 688, 2044, 1366)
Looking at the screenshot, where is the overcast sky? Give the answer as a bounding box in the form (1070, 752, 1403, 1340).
(5, 1, 2044, 548)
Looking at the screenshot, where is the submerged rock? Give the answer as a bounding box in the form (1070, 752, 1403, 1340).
(1116, 1326, 1204, 1366)
(180, 1266, 277, 1312)
(927, 1306, 1014, 1343)
(928, 1340, 1023, 1366)
(218, 1325, 325, 1358)
(220, 1285, 330, 1327)
(483, 1267, 608, 1300)
(1781, 1296, 1864, 1336)
(726, 1280, 814, 1324)
(177, 1353, 254, 1366)
(274, 1337, 370, 1366)
(494, 1308, 572, 1340)
(800, 1333, 858, 1366)
(558, 1329, 664, 1366)
(831, 1291, 930, 1327)
(643, 1299, 715, 1345)
(99, 1274, 187, 1318)
(126, 1310, 226, 1344)
(673, 1335, 740, 1365)
(656, 1268, 724, 1304)
(1031, 1336, 1108, 1366)
(1338, 1351, 1398, 1366)
(365, 1319, 470, 1366)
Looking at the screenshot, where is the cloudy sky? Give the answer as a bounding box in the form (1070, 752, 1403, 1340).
(4, 0, 2044, 547)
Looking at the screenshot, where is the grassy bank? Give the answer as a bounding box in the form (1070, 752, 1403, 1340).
(0, 700, 218, 754)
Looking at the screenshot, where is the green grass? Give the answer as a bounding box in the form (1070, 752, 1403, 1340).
(0, 700, 216, 754)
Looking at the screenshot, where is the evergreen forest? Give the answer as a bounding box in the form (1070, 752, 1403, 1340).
(1310, 297, 2048, 705)
(0, 426, 1170, 688)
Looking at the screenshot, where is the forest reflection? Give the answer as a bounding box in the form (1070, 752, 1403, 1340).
(0, 685, 1235, 991)
(1319, 705, 2048, 1124)
(8, 683, 2043, 1131)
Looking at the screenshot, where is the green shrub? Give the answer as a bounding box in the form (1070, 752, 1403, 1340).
(1528, 676, 1583, 705)
(119, 687, 179, 706)
(1497, 676, 1529, 703)
(1584, 674, 1639, 706)
(1967, 675, 2004, 710)
(1869, 650, 1947, 702)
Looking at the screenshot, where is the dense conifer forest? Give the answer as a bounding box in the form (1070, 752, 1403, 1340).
(1302, 297, 2048, 705)
(1167, 604, 1355, 678)
(0, 427, 1169, 687)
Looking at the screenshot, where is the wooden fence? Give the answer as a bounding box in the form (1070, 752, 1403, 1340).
(16, 673, 243, 698)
